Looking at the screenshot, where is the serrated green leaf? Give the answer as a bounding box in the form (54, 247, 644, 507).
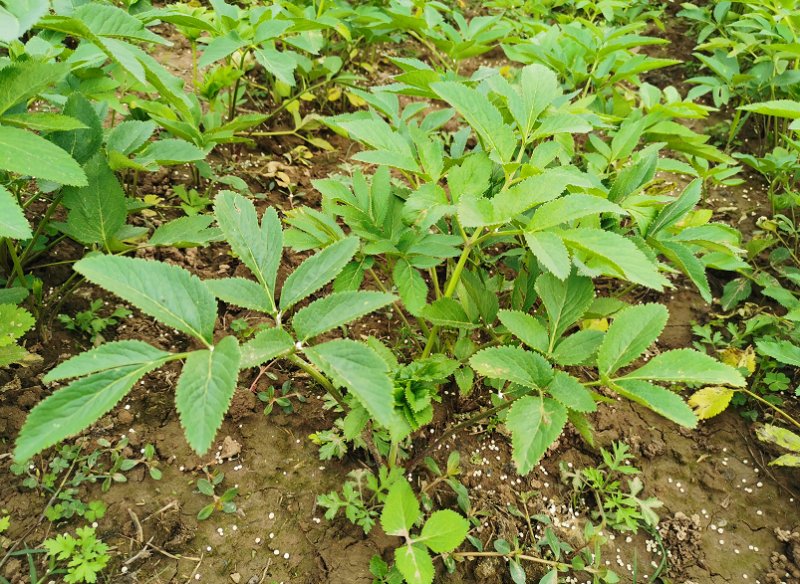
(506, 396, 567, 474)
(106, 120, 157, 155)
(214, 191, 282, 312)
(0, 0, 47, 43)
(647, 179, 701, 237)
(756, 339, 800, 367)
(0, 125, 86, 186)
(0, 287, 28, 305)
(535, 273, 594, 346)
(0, 304, 34, 347)
(618, 349, 745, 387)
(420, 298, 477, 329)
(614, 379, 697, 427)
(548, 371, 596, 412)
(597, 304, 669, 376)
(740, 99, 800, 119)
(205, 277, 274, 313)
(74, 255, 217, 344)
(279, 237, 359, 310)
(0, 344, 30, 367)
(431, 81, 516, 162)
(0, 185, 31, 240)
(15, 362, 162, 461)
(304, 339, 395, 428)
(419, 510, 469, 553)
(239, 327, 294, 369)
(470, 346, 553, 389)
(524, 231, 570, 280)
(498, 310, 548, 353)
(43, 340, 170, 381)
(395, 544, 434, 584)
(654, 240, 712, 303)
(293, 291, 396, 340)
(150, 215, 221, 248)
(381, 478, 420, 536)
(0, 60, 68, 116)
(552, 329, 603, 366)
(560, 228, 668, 290)
(49, 93, 102, 165)
(528, 195, 625, 232)
(137, 139, 207, 165)
(62, 154, 126, 246)
(393, 259, 428, 316)
(176, 336, 241, 455)
(1, 113, 87, 132)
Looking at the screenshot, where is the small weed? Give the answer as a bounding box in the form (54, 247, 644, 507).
(196, 469, 238, 521)
(561, 442, 662, 533)
(42, 526, 110, 584)
(58, 299, 131, 344)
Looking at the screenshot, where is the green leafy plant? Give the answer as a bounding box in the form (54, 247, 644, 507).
(379, 477, 470, 584)
(756, 424, 800, 467)
(561, 441, 662, 532)
(13, 189, 398, 464)
(42, 526, 110, 584)
(58, 299, 131, 344)
(10, 437, 160, 523)
(196, 468, 238, 521)
(0, 302, 35, 366)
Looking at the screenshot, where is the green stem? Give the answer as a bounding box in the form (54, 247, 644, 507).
(18, 191, 65, 267)
(740, 388, 800, 432)
(387, 441, 399, 469)
(288, 354, 347, 410)
(421, 229, 483, 358)
(450, 551, 573, 572)
(5, 239, 26, 288)
(409, 389, 520, 469)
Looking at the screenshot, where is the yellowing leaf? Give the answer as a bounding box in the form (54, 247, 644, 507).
(346, 91, 367, 108)
(689, 386, 734, 420)
(327, 86, 342, 102)
(581, 318, 609, 332)
(718, 346, 756, 375)
(679, 209, 712, 228)
(299, 92, 315, 102)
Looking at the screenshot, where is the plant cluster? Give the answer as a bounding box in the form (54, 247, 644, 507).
(2, 0, 798, 582)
